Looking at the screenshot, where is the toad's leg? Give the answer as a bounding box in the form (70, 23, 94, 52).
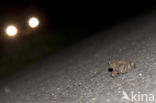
(118, 64, 125, 74)
(111, 71, 118, 77)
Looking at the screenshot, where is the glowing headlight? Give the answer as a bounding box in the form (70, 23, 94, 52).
(6, 25, 18, 37)
(28, 17, 39, 28)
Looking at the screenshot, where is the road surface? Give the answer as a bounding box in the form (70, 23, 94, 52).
(1, 11, 156, 103)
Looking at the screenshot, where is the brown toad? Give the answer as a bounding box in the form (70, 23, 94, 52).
(108, 59, 135, 77)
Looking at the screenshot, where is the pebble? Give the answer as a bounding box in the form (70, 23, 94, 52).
(92, 97, 97, 101)
(139, 73, 142, 76)
(106, 99, 110, 102)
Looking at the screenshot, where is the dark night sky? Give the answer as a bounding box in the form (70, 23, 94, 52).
(0, 1, 155, 48)
(0, 1, 154, 30)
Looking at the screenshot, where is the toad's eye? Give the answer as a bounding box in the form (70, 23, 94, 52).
(108, 68, 113, 72)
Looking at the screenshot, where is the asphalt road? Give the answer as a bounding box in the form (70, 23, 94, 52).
(1, 11, 156, 103)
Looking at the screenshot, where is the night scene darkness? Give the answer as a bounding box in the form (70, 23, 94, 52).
(0, 1, 156, 103)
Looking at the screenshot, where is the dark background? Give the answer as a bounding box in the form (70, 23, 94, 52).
(0, 1, 155, 78)
(0, 1, 154, 32)
(0, 1, 155, 38)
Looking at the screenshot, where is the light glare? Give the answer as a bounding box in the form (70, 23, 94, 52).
(28, 17, 39, 28)
(6, 25, 18, 36)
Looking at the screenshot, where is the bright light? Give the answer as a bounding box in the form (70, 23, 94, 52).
(28, 17, 39, 28)
(6, 25, 18, 37)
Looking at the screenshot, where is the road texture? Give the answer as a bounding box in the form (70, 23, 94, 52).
(1, 11, 156, 103)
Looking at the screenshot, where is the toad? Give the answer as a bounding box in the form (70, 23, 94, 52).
(108, 59, 135, 77)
